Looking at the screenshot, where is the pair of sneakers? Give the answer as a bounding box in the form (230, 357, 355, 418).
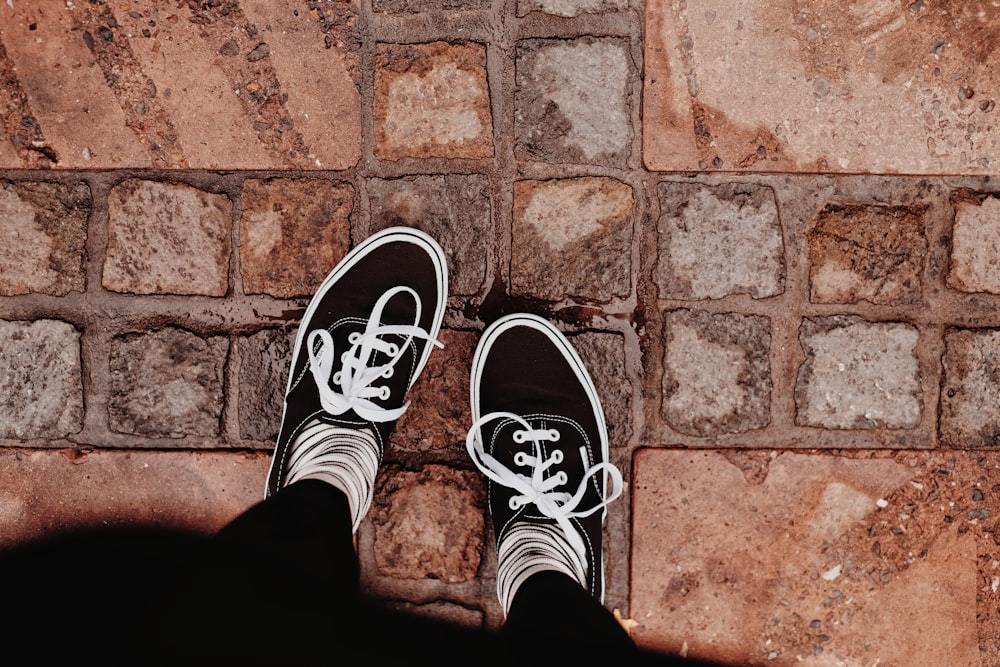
(265, 227, 623, 614)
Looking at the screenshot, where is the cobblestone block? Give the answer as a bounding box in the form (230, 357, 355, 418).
(796, 317, 921, 430)
(375, 0, 489, 10)
(240, 179, 353, 298)
(512, 177, 632, 303)
(238, 329, 293, 442)
(940, 328, 1000, 448)
(519, 0, 629, 16)
(104, 180, 231, 296)
(661, 310, 770, 436)
(809, 204, 926, 305)
(570, 332, 632, 448)
(374, 42, 493, 160)
(0, 320, 83, 439)
(109, 328, 228, 438)
(369, 175, 491, 297)
(0, 181, 90, 296)
(372, 465, 485, 582)
(515, 38, 632, 166)
(948, 191, 1000, 295)
(656, 182, 784, 300)
(393, 330, 475, 452)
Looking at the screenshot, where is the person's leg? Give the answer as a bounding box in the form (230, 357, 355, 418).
(127, 228, 451, 665)
(466, 313, 630, 657)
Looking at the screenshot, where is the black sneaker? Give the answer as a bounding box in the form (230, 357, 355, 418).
(466, 313, 623, 613)
(266, 227, 448, 510)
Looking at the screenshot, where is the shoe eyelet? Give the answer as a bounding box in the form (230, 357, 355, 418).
(332, 371, 343, 385)
(550, 449, 564, 464)
(509, 497, 523, 511)
(548, 429, 561, 442)
(348, 332, 361, 345)
(385, 343, 399, 356)
(557, 472, 568, 485)
(378, 386, 391, 400)
(512, 430, 526, 444)
(381, 366, 394, 379)
(513, 452, 530, 466)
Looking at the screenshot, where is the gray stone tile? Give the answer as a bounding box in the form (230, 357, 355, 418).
(656, 182, 784, 300)
(948, 190, 1000, 295)
(940, 328, 1000, 448)
(515, 37, 633, 166)
(0, 320, 83, 439)
(0, 181, 90, 296)
(809, 203, 927, 305)
(795, 317, 921, 430)
(661, 309, 771, 436)
(109, 328, 229, 438)
(512, 177, 633, 303)
(104, 180, 231, 296)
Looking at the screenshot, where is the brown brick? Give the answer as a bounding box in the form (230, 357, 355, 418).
(239, 329, 294, 442)
(240, 179, 353, 298)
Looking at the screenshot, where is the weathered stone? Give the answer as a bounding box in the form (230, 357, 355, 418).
(643, 0, 1000, 174)
(240, 179, 353, 298)
(940, 328, 1000, 447)
(239, 329, 294, 442)
(104, 180, 231, 296)
(631, 450, 980, 665)
(0, 181, 90, 296)
(512, 177, 633, 303)
(0, 449, 269, 547)
(392, 330, 475, 452)
(661, 310, 771, 436)
(948, 190, 1000, 294)
(375, 0, 489, 11)
(518, 0, 629, 17)
(372, 465, 485, 582)
(374, 42, 493, 160)
(369, 175, 491, 297)
(570, 332, 632, 448)
(109, 328, 228, 438)
(515, 38, 632, 166)
(656, 182, 784, 300)
(809, 203, 927, 305)
(796, 317, 921, 429)
(0, 320, 83, 439)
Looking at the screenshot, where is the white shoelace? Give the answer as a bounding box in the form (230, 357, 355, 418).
(466, 411, 624, 570)
(306, 286, 443, 423)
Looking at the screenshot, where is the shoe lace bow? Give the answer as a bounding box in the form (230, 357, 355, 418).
(466, 411, 623, 564)
(307, 286, 443, 423)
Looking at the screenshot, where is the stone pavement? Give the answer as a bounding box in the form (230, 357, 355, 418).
(2, 1, 1000, 665)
